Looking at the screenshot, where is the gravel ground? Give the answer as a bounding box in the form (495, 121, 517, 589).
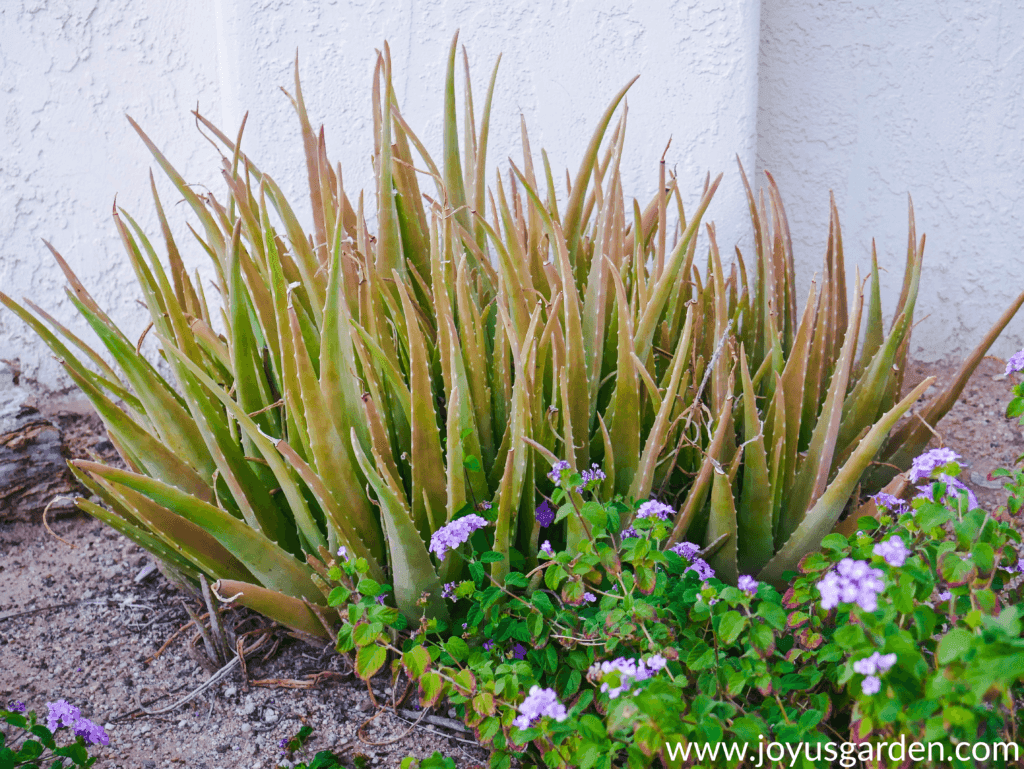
(0, 515, 489, 768)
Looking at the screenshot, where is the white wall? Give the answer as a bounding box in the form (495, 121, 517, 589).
(1, 0, 761, 392)
(757, 1, 1024, 362)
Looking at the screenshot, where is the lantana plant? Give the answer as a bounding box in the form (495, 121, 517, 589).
(329, 441, 1024, 769)
(1, 699, 108, 769)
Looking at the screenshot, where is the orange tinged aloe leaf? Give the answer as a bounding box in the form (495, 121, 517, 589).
(757, 377, 935, 587)
(780, 272, 864, 543)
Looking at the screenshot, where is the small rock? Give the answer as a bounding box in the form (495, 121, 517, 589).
(355, 700, 372, 713)
(223, 685, 237, 698)
(971, 471, 1007, 490)
(143, 761, 156, 769)
(263, 707, 278, 723)
(178, 719, 188, 728)
(216, 743, 231, 753)
(238, 696, 256, 716)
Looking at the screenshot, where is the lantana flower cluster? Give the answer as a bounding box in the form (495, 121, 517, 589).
(852, 651, 897, 695)
(577, 463, 607, 492)
(44, 699, 109, 746)
(512, 686, 568, 729)
(873, 536, 910, 567)
(592, 654, 668, 699)
(428, 514, 489, 561)
(909, 448, 979, 509)
(669, 541, 716, 581)
(817, 558, 885, 612)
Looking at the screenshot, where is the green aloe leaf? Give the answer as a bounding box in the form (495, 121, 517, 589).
(74, 461, 322, 602)
(349, 428, 448, 622)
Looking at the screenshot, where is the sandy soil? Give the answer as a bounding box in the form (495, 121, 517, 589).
(2, 355, 1022, 768)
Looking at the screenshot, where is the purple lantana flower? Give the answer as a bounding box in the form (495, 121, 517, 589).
(915, 474, 978, 510)
(620, 526, 639, 539)
(667, 541, 715, 580)
(547, 460, 570, 485)
(669, 541, 700, 559)
(871, 492, 909, 515)
(817, 558, 885, 612)
(512, 686, 568, 729)
(429, 514, 489, 561)
(853, 651, 895, 696)
(442, 582, 457, 600)
(483, 639, 495, 651)
(8, 700, 25, 713)
(1007, 349, 1024, 375)
(535, 500, 555, 528)
(907, 448, 961, 483)
(336, 545, 348, 560)
(737, 575, 758, 596)
(873, 537, 910, 567)
(635, 500, 675, 521)
(45, 700, 108, 746)
(577, 463, 606, 492)
(593, 654, 670, 699)
(511, 643, 528, 660)
(583, 592, 597, 603)
(540, 540, 554, 557)
(478, 501, 492, 511)
(852, 651, 896, 676)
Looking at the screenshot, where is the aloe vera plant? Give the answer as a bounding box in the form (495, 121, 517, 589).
(4, 34, 1022, 643)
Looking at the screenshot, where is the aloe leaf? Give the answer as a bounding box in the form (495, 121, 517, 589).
(73, 496, 202, 583)
(858, 244, 884, 375)
(396, 275, 448, 538)
(0, 291, 143, 416)
(442, 32, 471, 239)
(273, 438, 384, 580)
(67, 296, 214, 471)
(58, 361, 212, 502)
(75, 461, 322, 602)
(757, 377, 935, 586)
(492, 345, 532, 584)
(562, 76, 638, 258)
(161, 343, 325, 554)
(21, 298, 120, 383)
(96, 478, 255, 583)
(286, 306, 383, 561)
(780, 275, 863, 542)
(214, 580, 331, 640)
(321, 237, 370, 452)
(667, 398, 734, 545)
(606, 258, 640, 496)
(736, 350, 773, 575)
(704, 459, 739, 585)
(878, 283, 1024, 480)
(629, 312, 692, 501)
(349, 428, 447, 622)
(634, 176, 721, 365)
(126, 116, 226, 271)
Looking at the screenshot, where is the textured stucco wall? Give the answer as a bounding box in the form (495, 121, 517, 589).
(757, 1, 1024, 362)
(2, 0, 761, 392)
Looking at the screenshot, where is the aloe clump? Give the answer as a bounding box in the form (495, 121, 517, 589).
(4, 34, 1022, 642)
